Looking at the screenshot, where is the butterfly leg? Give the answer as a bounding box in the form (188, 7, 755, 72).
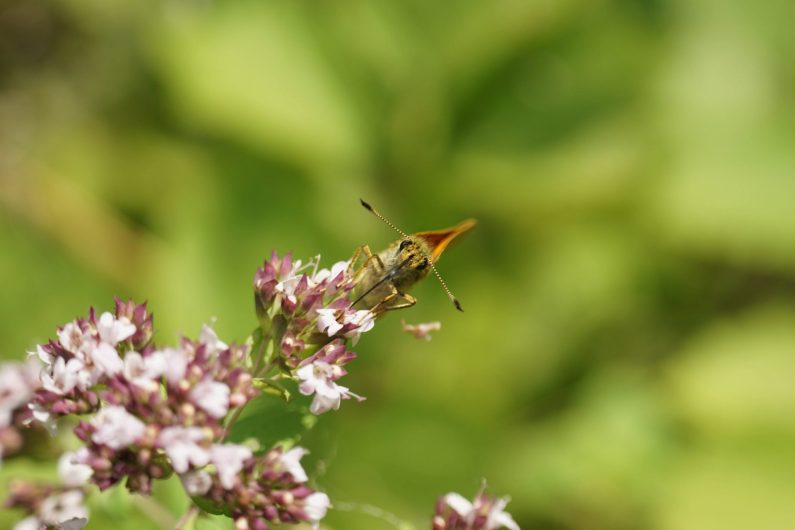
(349, 244, 386, 280)
(369, 285, 417, 314)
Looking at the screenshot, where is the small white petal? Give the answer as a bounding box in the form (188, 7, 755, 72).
(190, 380, 230, 419)
(444, 493, 474, 517)
(90, 406, 146, 450)
(210, 443, 252, 489)
(88, 343, 123, 376)
(303, 492, 330, 522)
(97, 312, 136, 345)
(13, 516, 40, 530)
(199, 324, 228, 357)
(158, 427, 210, 473)
(58, 451, 93, 487)
(39, 490, 88, 526)
(279, 447, 309, 483)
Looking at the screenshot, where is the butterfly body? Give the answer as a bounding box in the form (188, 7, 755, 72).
(352, 205, 476, 314)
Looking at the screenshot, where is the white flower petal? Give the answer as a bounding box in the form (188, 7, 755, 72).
(190, 380, 230, 419)
(58, 451, 93, 487)
(444, 493, 474, 518)
(210, 444, 252, 489)
(90, 406, 146, 450)
(279, 447, 309, 483)
(97, 312, 136, 345)
(89, 343, 123, 376)
(303, 492, 330, 523)
(157, 427, 210, 473)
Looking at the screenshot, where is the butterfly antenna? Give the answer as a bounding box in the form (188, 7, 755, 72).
(360, 199, 409, 238)
(429, 260, 464, 312)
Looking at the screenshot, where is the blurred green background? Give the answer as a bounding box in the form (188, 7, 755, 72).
(2, 0, 795, 529)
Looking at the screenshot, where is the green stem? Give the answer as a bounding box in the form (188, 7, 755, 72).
(173, 504, 199, 530)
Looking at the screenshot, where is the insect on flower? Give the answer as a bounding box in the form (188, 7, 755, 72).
(351, 199, 476, 314)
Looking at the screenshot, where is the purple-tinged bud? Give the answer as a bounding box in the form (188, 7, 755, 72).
(252, 518, 269, 530)
(263, 505, 279, 520)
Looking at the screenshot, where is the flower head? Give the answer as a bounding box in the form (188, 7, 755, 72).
(433, 488, 519, 530)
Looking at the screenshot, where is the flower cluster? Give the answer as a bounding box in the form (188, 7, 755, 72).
(6, 451, 92, 530)
(20, 297, 333, 530)
(29, 299, 154, 431)
(254, 252, 373, 414)
(433, 489, 519, 530)
(184, 445, 329, 530)
(0, 359, 40, 461)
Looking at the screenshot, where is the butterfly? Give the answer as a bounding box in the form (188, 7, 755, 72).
(351, 199, 476, 314)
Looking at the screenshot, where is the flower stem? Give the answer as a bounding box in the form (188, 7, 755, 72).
(173, 504, 199, 530)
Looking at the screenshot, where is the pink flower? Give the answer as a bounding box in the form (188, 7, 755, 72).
(157, 427, 210, 473)
(278, 446, 309, 483)
(88, 342, 124, 376)
(123, 351, 166, 391)
(96, 312, 136, 345)
(199, 324, 228, 358)
(210, 443, 252, 489)
(58, 450, 93, 487)
(303, 492, 331, 525)
(39, 491, 89, 528)
(40, 357, 87, 395)
(401, 320, 441, 341)
(296, 361, 350, 414)
(311, 260, 348, 285)
(161, 347, 188, 385)
(190, 380, 231, 419)
(342, 310, 375, 345)
(0, 361, 39, 426)
(90, 406, 146, 450)
(439, 491, 520, 530)
(316, 308, 344, 336)
(57, 322, 88, 354)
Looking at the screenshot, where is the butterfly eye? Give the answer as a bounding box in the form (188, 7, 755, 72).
(399, 240, 412, 251)
(416, 258, 429, 270)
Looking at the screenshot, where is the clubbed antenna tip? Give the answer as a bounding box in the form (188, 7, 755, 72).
(453, 298, 463, 312)
(360, 198, 373, 212)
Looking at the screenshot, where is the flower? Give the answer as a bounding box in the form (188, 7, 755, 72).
(0, 361, 39, 427)
(434, 488, 519, 530)
(200, 324, 228, 358)
(40, 357, 88, 396)
(342, 309, 375, 345)
(161, 347, 189, 385)
(90, 406, 146, 450)
(316, 308, 344, 337)
(87, 342, 124, 376)
(311, 261, 348, 285)
(123, 351, 166, 391)
(296, 361, 350, 415)
(303, 492, 331, 525)
(57, 322, 88, 356)
(278, 447, 309, 483)
(96, 312, 136, 346)
(58, 451, 93, 487)
(190, 380, 231, 419)
(210, 444, 253, 489)
(157, 426, 210, 473)
(401, 319, 441, 341)
(180, 470, 213, 496)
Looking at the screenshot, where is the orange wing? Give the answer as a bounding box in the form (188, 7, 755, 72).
(413, 218, 477, 262)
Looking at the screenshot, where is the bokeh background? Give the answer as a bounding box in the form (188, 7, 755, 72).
(2, 0, 795, 529)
